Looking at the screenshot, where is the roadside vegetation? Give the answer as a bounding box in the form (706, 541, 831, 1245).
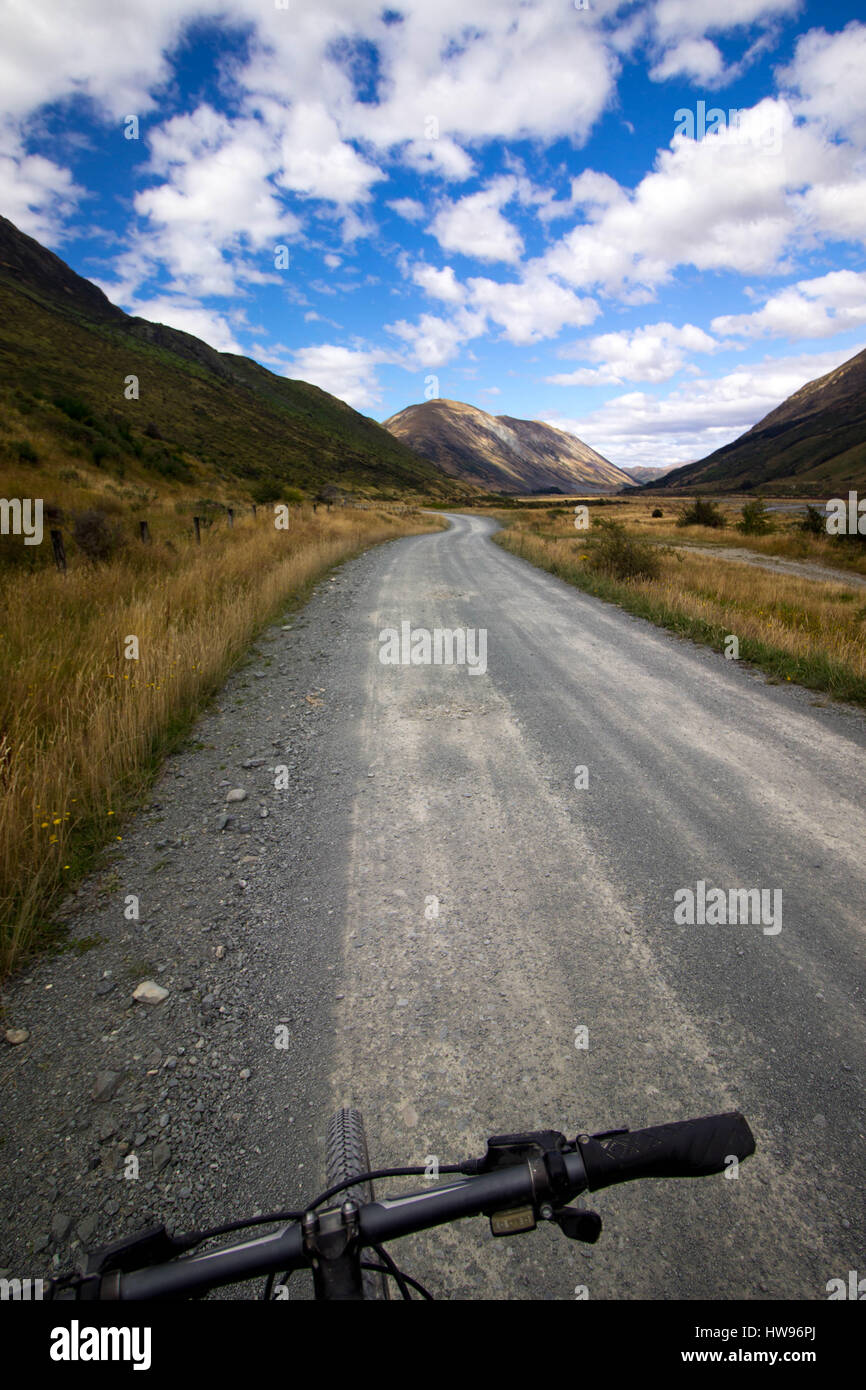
(493, 496, 866, 711)
(0, 478, 438, 980)
(478, 493, 866, 576)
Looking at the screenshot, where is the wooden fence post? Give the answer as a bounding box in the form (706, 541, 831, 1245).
(227, 508, 234, 528)
(139, 520, 150, 543)
(50, 528, 66, 572)
(193, 516, 201, 544)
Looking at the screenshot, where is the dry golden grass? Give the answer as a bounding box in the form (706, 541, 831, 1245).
(497, 522, 866, 703)
(495, 495, 866, 577)
(0, 505, 437, 978)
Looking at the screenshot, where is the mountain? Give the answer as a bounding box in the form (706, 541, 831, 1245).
(0, 215, 475, 502)
(656, 347, 866, 495)
(621, 465, 678, 485)
(382, 398, 632, 494)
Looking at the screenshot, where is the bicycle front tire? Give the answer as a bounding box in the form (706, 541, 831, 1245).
(325, 1106, 388, 1300)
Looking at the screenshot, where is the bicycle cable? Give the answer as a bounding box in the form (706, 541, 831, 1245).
(303, 1163, 464, 1213)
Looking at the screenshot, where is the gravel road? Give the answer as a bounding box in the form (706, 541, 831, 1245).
(673, 542, 866, 590)
(2, 512, 864, 1300)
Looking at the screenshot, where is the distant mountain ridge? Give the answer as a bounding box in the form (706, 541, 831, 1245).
(621, 465, 677, 485)
(656, 346, 866, 494)
(0, 215, 474, 501)
(383, 397, 632, 494)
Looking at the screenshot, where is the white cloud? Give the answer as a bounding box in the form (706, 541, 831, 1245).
(549, 321, 718, 385)
(285, 342, 388, 410)
(386, 308, 485, 368)
(538, 168, 628, 224)
(0, 0, 192, 120)
(544, 346, 854, 469)
(123, 297, 243, 353)
(401, 137, 476, 182)
(411, 263, 465, 304)
(387, 197, 426, 223)
(542, 97, 838, 296)
(778, 20, 866, 145)
(652, 0, 801, 43)
(712, 270, 866, 340)
(0, 131, 84, 243)
(270, 101, 384, 206)
(341, 0, 618, 153)
(648, 0, 802, 86)
(650, 38, 725, 83)
(429, 178, 524, 264)
(467, 270, 599, 345)
(130, 106, 300, 298)
(323, 253, 342, 268)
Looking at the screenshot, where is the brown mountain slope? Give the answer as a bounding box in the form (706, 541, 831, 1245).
(621, 465, 677, 484)
(657, 346, 866, 494)
(382, 398, 632, 494)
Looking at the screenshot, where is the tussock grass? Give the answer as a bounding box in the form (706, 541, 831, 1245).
(496, 522, 866, 706)
(481, 495, 866, 577)
(0, 505, 435, 979)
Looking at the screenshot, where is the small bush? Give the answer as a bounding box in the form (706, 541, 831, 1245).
(250, 477, 283, 505)
(73, 509, 126, 562)
(91, 440, 117, 467)
(583, 518, 661, 581)
(737, 497, 773, 534)
(676, 497, 726, 528)
(54, 395, 95, 425)
(15, 440, 39, 464)
(651, 507, 663, 518)
(798, 504, 826, 536)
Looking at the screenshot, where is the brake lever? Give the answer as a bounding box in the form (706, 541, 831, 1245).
(551, 1204, 602, 1244)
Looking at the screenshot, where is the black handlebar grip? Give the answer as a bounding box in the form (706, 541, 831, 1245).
(577, 1112, 755, 1191)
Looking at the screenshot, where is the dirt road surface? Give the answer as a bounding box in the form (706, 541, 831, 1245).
(2, 514, 863, 1300)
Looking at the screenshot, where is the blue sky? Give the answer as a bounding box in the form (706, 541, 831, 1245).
(2, 0, 865, 468)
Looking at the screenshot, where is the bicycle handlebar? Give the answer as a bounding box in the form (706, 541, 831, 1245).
(578, 1112, 755, 1191)
(52, 1111, 755, 1300)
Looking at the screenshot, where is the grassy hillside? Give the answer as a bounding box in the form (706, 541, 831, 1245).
(656, 346, 866, 495)
(0, 215, 477, 509)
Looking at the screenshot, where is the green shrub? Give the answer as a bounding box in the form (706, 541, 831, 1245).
(798, 504, 826, 536)
(91, 440, 116, 467)
(250, 477, 283, 505)
(737, 497, 773, 534)
(73, 510, 126, 562)
(583, 518, 661, 581)
(54, 395, 95, 425)
(676, 497, 726, 528)
(651, 507, 663, 518)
